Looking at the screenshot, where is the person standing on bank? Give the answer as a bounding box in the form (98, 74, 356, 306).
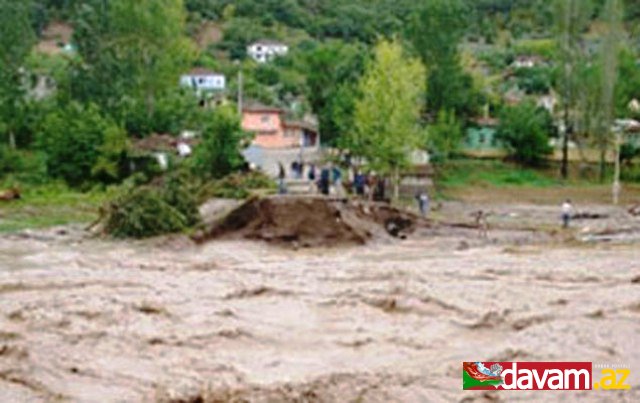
(416, 190, 430, 217)
(278, 162, 287, 195)
(561, 199, 573, 228)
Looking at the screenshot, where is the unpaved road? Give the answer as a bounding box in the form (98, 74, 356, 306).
(1, 204, 639, 402)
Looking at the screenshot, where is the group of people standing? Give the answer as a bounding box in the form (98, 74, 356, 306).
(278, 160, 395, 200)
(277, 161, 577, 236)
(307, 163, 342, 196)
(278, 161, 343, 196)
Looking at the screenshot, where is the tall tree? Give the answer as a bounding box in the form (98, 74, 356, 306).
(598, 0, 624, 201)
(554, 0, 592, 179)
(301, 41, 366, 146)
(350, 38, 426, 199)
(72, 0, 196, 127)
(408, 0, 481, 119)
(0, 0, 36, 148)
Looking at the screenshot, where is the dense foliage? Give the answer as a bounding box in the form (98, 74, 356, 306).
(102, 171, 201, 238)
(497, 102, 554, 166)
(0, 0, 639, 221)
(190, 105, 250, 179)
(351, 38, 425, 197)
(36, 102, 128, 187)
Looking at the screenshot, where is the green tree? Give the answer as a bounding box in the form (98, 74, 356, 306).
(0, 0, 36, 149)
(427, 110, 463, 160)
(554, 0, 593, 178)
(496, 102, 553, 166)
(598, 0, 624, 201)
(191, 106, 250, 179)
(350, 38, 426, 199)
(301, 41, 366, 145)
(408, 0, 481, 119)
(36, 102, 128, 187)
(72, 0, 196, 127)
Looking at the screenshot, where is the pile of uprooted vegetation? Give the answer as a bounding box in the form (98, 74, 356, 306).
(192, 196, 421, 248)
(95, 171, 275, 239)
(196, 171, 276, 201)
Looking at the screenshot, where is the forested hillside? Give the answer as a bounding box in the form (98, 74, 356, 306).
(2, 0, 640, 192)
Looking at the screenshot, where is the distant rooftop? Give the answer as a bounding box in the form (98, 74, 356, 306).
(243, 103, 285, 114)
(184, 67, 223, 76)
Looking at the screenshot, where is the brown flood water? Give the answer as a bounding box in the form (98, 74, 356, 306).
(0, 203, 639, 402)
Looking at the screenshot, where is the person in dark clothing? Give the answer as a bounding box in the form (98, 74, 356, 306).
(278, 162, 287, 194)
(415, 191, 430, 216)
(319, 166, 331, 195)
(374, 177, 386, 201)
(307, 164, 317, 193)
(331, 165, 343, 196)
(308, 164, 316, 181)
(354, 171, 366, 196)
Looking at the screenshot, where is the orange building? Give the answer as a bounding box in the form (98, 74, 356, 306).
(242, 106, 319, 149)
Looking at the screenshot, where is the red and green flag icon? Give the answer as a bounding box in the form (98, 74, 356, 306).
(463, 362, 503, 389)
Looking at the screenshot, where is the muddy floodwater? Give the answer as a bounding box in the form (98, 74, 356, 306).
(1, 203, 639, 402)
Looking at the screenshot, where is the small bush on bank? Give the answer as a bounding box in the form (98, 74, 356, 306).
(496, 101, 553, 167)
(0, 148, 48, 184)
(102, 187, 188, 238)
(101, 171, 201, 238)
(100, 169, 273, 239)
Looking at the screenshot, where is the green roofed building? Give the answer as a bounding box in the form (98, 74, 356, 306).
(463, 117, 504, 158)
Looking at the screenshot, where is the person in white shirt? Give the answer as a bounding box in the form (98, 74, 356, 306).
(561, 199, 573, 228)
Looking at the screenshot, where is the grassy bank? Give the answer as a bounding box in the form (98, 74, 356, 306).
(435, 159, 640, 205)
(438, 159, 559, 188)
(0, 183, 106, 233)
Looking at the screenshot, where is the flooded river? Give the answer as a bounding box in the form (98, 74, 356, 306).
(0, 204, 639, 402)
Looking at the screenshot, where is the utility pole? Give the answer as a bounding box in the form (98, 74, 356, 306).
(613, 129, 621, 205)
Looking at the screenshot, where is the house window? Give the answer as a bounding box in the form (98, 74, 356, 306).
(261, 115, 271, 123)
(198, 77, 205, 84)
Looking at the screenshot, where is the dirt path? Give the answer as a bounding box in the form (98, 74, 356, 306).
(0, 204, 639, 402)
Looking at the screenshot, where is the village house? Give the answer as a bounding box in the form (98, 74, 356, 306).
(180, 68, 226, 93)
(247, 40, 289, 63)
(465, 116, 501, 154)
(241, 106, 319, 149)
(511, 55, 545, 69)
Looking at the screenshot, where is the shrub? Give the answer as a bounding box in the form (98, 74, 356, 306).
(513, 67, 552, 94)
(36, 102, 128, 187)
(190, 105, 251, 179)
(496, 101, 553, 166)
(427, 109, 463, 161)
(0, 147, 48, 184)
(0, 146, 25, 176)
(103, 187, 189, 238)
(102, 171, 201, 238)
(158, 171, 201, 227)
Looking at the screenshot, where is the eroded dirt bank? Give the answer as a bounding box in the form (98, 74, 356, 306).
(1, 203, 639, 402)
